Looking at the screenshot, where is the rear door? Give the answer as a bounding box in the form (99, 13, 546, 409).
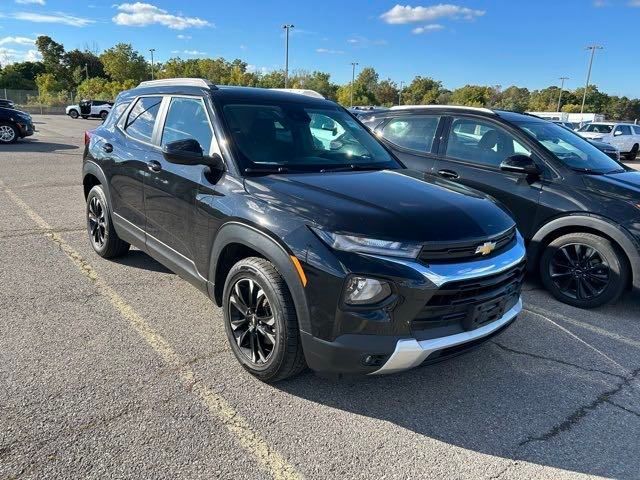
(376, 115, 443, 171)
(612, 124, 633, 152)
(434, 115, 544, 239)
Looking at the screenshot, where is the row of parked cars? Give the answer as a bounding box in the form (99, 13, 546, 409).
(81, 78, 640, 382)
(0, 99, 34, 144)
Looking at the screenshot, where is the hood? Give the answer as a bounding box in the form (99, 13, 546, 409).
(588, 139, 617, 151)
(583, 171, 640, 201)
(244, 169, 515, 243)
(0, 106, 30, 118)
(579, 131, 609, 140)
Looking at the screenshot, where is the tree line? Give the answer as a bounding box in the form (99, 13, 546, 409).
(1, 36, 638, 120)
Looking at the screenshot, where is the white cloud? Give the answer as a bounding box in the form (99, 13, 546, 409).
(25, 49, 42, 61)
(247, 65, 269, 75)
(0, 36, 36, 46)
(15, 0, 46, 4)
(316, 48, 345, 54)
(412, 23, 445, 34)
(11, 11, 94, 27)
(176, 34, 191, 40)
(171, 49, 206, 56)
(239, 44, 247, 50)
(347, 35, 388, 47)
(113, 3, 211, 30)
(0, 46, 41, 64)
(629, 0, 640, 6)
(381, 4, 485, 24)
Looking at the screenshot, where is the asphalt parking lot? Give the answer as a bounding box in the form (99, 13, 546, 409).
(1, 115, 640, 480)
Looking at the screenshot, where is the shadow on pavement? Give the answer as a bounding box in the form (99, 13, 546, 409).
(0, 139, 79, 153)
(275, 291, 640, 479)
(111, 250, 173, 274)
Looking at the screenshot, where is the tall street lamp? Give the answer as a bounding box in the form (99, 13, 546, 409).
(557, 76, 569, 112)
(350, 62, 359, 107)
(149, 48, 156, 80)
(282, 24, 294, 88)
(580, 45, 603, 122)
(398, 80, 405, 106)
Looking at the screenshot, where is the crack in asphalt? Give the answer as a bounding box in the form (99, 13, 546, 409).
(518, 366, 640, 447)
(605, 399, 640, 419)
(0, 227, 85, 239)
(491, 341, 626, 381)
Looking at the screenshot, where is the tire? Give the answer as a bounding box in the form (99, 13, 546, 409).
(0, 122, 18, 144)
(540, 232, 628, 308)
(222, 257, 306, 382)
(81, 115, 89, 119)
(68, 109, 79, 119)
(627, 144, 638, 161)
(86, 185, 130, 258)
(100, 111, 109, 121)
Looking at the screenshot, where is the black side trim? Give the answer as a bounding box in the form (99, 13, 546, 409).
(209, 222, 311, 333)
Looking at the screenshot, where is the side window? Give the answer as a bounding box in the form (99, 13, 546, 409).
(446, 117, 531, 168)
(125, 96, 162, 143)
(634, 126, 640, 135)
(161, 97, 214, 153)
(381, 116, 440, 152)
(309, 113, 344, 150)
(103, 101, 130, 129)
(615, 125, 632, 136)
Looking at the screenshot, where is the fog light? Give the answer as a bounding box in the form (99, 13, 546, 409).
(344, 276, 391, 305)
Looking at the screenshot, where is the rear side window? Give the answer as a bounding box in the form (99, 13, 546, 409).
(161, 97, 214, 153)
(615, 125, 632, 135)
(381, 116, 440, 153)
(103, 101, 130, 129)
(634, 126, 640, 135)
(125, 96, 162, 143)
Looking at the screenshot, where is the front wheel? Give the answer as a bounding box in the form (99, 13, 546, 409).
(540, 233, 628, 308)
(86, 185, 130, 258)
(68, 109, 79, 119)
(222, 257, 305, 382)
(0, 122, 18, 144)
(627, 144, 638, 161)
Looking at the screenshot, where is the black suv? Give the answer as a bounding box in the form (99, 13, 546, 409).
(0, 106, 34, 144)
(362, 106, 640, 308)
(82, 80, 526, 381)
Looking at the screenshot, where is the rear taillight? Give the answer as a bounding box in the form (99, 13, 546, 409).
(84, 130, 92, 146)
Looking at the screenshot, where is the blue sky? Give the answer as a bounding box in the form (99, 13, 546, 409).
(1, 1, 639, 97)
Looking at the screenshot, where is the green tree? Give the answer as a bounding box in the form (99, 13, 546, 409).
(0, 62, 45, 89)
(290, 71, 338, 100)
(493, 86, 530, 112)
(64, 49, 105, 86)
(528, 86, 562, 111)
(35, 36, 65, 77)
(100, 43, 148, 83)
(401, 76, 443, 105)
(451, 85, 494, 107)
(375, 79, 398, 106)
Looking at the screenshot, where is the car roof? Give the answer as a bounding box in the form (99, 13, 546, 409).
(364, 105, 547, 124)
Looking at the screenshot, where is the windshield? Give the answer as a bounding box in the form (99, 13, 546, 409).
(221, 102, 400, 172)
(514, 120, 624, 174)
(578, 123, 613, 134)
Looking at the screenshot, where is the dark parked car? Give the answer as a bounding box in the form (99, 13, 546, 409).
(82, 79, 526, 381)
(0, 106, 34, 144)
(361, 106, 640, 308)
(0, 99, 16, 109)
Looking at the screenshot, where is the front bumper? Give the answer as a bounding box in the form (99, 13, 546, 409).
(300, 234, 527, 375)
(16, 121, 34, 137)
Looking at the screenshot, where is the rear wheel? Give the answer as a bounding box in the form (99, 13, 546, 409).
(68, 109, 79, 119)
(86, 185, 130, 258)
(0, 122, 18, 144)
(627, 144, 638, 161)
(222, 257, 306, 382)
(540, 232, 627, 308)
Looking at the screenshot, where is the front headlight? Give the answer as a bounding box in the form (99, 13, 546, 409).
(311, 227, 422, 258)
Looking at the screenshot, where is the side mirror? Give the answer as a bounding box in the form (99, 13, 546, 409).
(163, 139, 225, 170)
(614, 130, 623, 136)
(500, 155, 541, 175)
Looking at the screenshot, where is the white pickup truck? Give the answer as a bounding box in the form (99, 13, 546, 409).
(577, 122, 640, 160)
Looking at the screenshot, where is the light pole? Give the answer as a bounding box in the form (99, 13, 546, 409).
(282, 24, 294, 88)
(149, 48, 156, 80)
(350, 62, 359, 107)
(398, 80, 405, 106)
(83, 64, 89, 81)
(580, 45, 603, 122)
(557, 76, 569, 112)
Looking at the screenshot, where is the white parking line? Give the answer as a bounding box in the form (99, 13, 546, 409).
(0, 179, 302, 480)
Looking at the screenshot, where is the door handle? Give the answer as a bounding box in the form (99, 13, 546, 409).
(147, 160, 162, 172)
(437, 169, 459, 180)
(101, 143, 113, 153)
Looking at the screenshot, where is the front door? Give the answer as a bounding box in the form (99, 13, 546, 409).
(377, 115, 443, 172)
(434, 116, 544, 239)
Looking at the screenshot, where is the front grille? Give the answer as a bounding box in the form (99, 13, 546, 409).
(603, 150, 619, 161)
(418, 227, 516, 263)
(412, 260, 526, 334)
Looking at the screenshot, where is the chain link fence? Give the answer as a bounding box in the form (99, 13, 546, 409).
(1, 88, 74, 115)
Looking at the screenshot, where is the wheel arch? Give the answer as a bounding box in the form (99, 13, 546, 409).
(529, 214, 640, 290)
(208, 222, 311, 333)
(82, 162, 111, 206)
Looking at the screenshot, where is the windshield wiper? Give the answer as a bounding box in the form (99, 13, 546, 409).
(244, 166, 290, 174)
(570, 167, 606, 174)
(319, 164, 384, 173)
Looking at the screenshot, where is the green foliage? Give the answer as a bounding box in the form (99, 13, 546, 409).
(34, 73, 69, 106)
(451, 85, 495, 107)
(401, 76, 443, 105)
(0, 62, 45, 89)
(493, 86, 530, 112)
(100, 43, 148, 83)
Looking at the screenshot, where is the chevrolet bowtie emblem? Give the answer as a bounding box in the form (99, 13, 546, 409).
(475, 241, 497, 256)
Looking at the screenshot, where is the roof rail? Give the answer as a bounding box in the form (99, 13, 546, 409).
(390, 104, 495, 114)
(137, 78, 217, 89)
(270, 88, 324, 99)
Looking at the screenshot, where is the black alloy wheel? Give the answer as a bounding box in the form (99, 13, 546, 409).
(548, 243, 610, 301)
(88, 195, 107, 249)
(540, 232, 628, 308)
(85, 185, 130, 258)
(228, 278, 277, 364)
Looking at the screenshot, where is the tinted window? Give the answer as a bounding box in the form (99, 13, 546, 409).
(161, 97, 213, 153)
(125, 96, 162, 143)
(579, 123, 613, 134)
(445, 117, 531, 167)
(103, 101, 130, 129)
(381, 116, 440, 152)
(634, 126, 640, 135)
(221, 103, 399, 171)
(614, 125, 632, 135)
(514, 120, 624, 174)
